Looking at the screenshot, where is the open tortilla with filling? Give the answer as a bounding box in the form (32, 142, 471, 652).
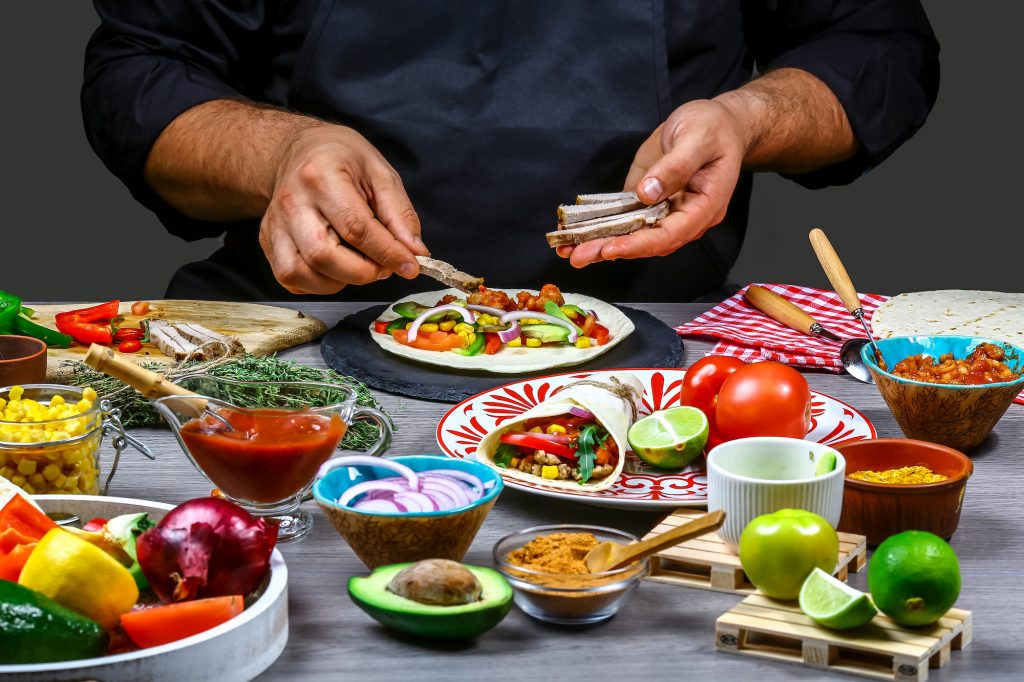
(476, 373, 644, 491)
(369, 288, 634, 373)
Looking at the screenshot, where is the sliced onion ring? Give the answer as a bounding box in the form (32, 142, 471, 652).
(497, 322, 521, 343)
(318, 456, 419, 489)
(568, 406, 595, 420)
(467, 304, 507, 316)
(408, 304, 476, 341)
(498, 311, 578, 343)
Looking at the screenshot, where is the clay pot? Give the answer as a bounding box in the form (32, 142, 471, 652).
(0, 336, 47, 388)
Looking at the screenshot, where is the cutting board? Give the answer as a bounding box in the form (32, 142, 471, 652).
(30, 300, 327, 380)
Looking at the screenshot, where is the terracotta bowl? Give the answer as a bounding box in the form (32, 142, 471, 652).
(863, 335, 1024, 452)
(0, 335, 47, 388)
(835, 439, 972, 545)
(313, 455, 503, 569)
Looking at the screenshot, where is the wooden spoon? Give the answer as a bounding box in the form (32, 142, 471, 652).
(583, 510, 725, 573)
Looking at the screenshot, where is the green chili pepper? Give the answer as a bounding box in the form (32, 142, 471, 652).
(0, 289, 73, 348)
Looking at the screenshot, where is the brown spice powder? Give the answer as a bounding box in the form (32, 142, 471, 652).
(505, 532, 599, 574)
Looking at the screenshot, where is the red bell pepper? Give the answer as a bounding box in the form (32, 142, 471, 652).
(0, 494, 57, 539)
(373, 320, 389, 335)
(593, 323, 610, 345)
(121, 596, 245, 649)
(499, 432, 575, 459)
(54, 300, 120, 345)
(484, 332, 501, 355)
(0, 527, 38, 581)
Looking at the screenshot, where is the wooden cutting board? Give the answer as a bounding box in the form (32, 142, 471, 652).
(30, 300, 327, 381)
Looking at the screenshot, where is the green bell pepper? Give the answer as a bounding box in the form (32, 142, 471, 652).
(451, 332, 486, 356)
(0, 289, 73, 348)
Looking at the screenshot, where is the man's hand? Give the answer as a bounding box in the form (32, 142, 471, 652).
(260, 125, 427, 294)
(557, 99, 746, 267)
(144, 100, 428, 294)
(556, 68, 858, 267)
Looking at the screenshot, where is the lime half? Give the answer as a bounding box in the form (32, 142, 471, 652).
(627, 406, 708, 469)
(815, 450, 838, 476)
(799, 567, 877, 630)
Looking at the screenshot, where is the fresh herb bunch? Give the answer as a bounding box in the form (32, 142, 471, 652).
(63, 354, 389, 451)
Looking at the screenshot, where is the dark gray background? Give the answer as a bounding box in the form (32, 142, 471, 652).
(1, 2, 1013, 301)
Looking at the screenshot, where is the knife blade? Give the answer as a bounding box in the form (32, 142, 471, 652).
(743, 285, 844, 342)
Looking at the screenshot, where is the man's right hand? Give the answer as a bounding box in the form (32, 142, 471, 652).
(261, 124, 428, 294)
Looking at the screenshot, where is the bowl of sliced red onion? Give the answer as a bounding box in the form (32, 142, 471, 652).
(313, 455, 503, 569)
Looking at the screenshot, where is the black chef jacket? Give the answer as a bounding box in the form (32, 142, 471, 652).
(82, 1, 938, 302)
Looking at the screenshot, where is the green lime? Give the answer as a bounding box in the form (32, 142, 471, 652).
(815, 450, 838, 476)
(868, 531, 961, 627)
(627, 406, 708, 469)
(799, 567, 877, 630)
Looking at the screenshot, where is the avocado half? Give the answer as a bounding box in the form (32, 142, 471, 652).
(348, 563, 513, 639)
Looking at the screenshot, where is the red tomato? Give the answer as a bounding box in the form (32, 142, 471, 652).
(484, 332, 501, 355)
(593, 323, 610, 345)
(390, 329, 465, 352)
(113, 327, 144, 342)
(118, 340, 142, 353)
(716, 361, 811, 440)
(681, 356, 746, 452)
(372, 320, 389, 334)
(130, 301, 151, 316)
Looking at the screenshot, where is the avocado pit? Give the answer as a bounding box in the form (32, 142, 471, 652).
(387, 559, 482, 606)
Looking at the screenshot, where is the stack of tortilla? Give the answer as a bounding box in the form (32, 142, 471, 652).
(872, 290, 1024, 345)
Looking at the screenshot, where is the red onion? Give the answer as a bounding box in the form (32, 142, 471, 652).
(497, 322, 521, 343)
(467, 304, 507, 316)
(136, 498, 277, 603)
(588, 309, 599, 321)
(499, 311, 578, 343)
(408, 305, 476, 341)
(325, 458, 490, 513)
(568, 406, 595, 420)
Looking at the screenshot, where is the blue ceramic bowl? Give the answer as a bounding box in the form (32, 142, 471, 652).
(314, 455, 503, 568)
(863, 336, 1024, 451)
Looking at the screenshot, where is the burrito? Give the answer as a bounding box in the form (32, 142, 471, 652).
(477, 374, 644, 491)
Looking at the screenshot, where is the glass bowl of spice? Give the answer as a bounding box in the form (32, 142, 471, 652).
(493, 524, 647, 625)
(834, 439, 973, 545)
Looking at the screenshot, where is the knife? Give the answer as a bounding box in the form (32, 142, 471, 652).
(743, 285, 844, 342)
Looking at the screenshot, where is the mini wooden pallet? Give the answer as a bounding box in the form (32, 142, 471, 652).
(644, 509, 867, 594)
(715, 594, 972, 681)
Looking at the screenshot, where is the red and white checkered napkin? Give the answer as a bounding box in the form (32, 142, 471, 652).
(674, 283, 889, 371)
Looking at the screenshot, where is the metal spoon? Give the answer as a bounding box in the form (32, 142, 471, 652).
(808, 228, 879, 384)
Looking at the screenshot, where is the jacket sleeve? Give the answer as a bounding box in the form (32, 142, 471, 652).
(743, 0, 940, 188)
(82, 1, 272, 239)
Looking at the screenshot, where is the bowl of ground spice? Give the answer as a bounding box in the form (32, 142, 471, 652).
(835, 439, 973, 545)
(493, 525, 647, 625)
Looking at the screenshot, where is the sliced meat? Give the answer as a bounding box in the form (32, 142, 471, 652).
(575, 191, 639, 205)
(174, 323, 244, 355)
(415, 256, 484, 293)
(148, 320, 201, 361)
(557, 194, 644, 226)
(546, 201, 669, 246)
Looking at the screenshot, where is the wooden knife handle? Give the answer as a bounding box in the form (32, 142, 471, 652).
(85, 344, 196, 400)
(808, 228, 863, 314)
(744, 285, 817, 335)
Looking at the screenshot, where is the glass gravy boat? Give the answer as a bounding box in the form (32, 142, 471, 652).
(153, 375, 391, 542)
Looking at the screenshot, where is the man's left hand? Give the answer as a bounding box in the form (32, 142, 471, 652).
(557, 98, 748, 267)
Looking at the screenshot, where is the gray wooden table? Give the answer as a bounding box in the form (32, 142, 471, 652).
(100, 302, 1020, 681)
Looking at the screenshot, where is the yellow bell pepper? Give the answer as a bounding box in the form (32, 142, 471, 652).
(18, 528, 138, 629)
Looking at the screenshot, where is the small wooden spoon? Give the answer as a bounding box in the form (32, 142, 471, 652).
(583, 510, 725, 573)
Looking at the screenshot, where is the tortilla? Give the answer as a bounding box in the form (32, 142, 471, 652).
(476, 373, 644, 491)
(872, 290, 1024, 346)
(369, 288, 635, 373)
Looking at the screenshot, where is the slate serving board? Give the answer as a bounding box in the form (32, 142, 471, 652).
(320, 304, 683, 402)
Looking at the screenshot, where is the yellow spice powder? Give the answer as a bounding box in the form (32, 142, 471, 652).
(849, 465, 948, 485)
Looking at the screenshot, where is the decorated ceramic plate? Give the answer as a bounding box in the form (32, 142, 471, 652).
(436, 368, 876, 510)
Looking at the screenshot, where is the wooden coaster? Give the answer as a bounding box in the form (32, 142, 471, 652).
(644, 509, 867, 594)
(715, 594, 971, 681)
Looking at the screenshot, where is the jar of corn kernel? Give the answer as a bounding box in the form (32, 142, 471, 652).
(0, 385, 106, 495)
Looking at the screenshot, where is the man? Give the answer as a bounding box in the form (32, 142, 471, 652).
(83, 1, 938, 302)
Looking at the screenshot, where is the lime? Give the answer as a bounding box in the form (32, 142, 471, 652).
(799, 567, 877, 629)
(628, 406, 709, 469)
(815, 450, 837, 476)
(868, 531, 961, 627)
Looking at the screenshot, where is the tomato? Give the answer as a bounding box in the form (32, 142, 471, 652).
(716, 361, 811, 441)
(121, 595, 244, 649)
(373, 320, 389, 334)
(681, 356, 746, 452)
(118, 339, 142, 353)
(484, 332, 501, 355)
(738, 509, 839, 600)
(130, 301, 150, 316)
(593, 323, 610, 345)
(581, 314, 597, 337)
(113, 327, 144, 342)
(390, 329, 465, 352)
(499, 432, 575, 459)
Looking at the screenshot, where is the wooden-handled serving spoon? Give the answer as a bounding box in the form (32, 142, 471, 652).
(583, 510, 725, 573)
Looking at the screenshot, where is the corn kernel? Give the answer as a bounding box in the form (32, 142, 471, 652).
(0, 398, 5, 410)
(525, 338, 542, 348)
(529, 426, 543, 433)
(16, 459, 36, 475)
(509, 457, 520, 468)
(63, 476, 79, 491)
(546, 424, 566, 434)
(42, 464, 60, 481)
(466, 332, 477, 344)
(9, 386, 23, 401)
(29, 473, 44, 487)
(506, 337, 522, 347)
(575, 337, 592, 349)
(541, 465, 559, 479)
(11, 474, 26, 487)
(82, 388, 97, 402)
(21, 483, 35, 495)
(418, 322, 439, 333)
(439, 320, 456, 331)
(49, 394, 65, 406)
(453, 322, 474, 334)
(54, 474, 67, 488)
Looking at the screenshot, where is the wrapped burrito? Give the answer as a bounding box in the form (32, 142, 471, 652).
(477, 374, 644, 491)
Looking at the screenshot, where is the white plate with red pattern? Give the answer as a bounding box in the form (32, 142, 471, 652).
(435, 368, 876, 510)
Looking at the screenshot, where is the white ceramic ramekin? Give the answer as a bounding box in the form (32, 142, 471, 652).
(706, 437, 846, 552)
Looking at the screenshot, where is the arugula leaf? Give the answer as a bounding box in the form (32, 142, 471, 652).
(576, 424, 609, 484)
